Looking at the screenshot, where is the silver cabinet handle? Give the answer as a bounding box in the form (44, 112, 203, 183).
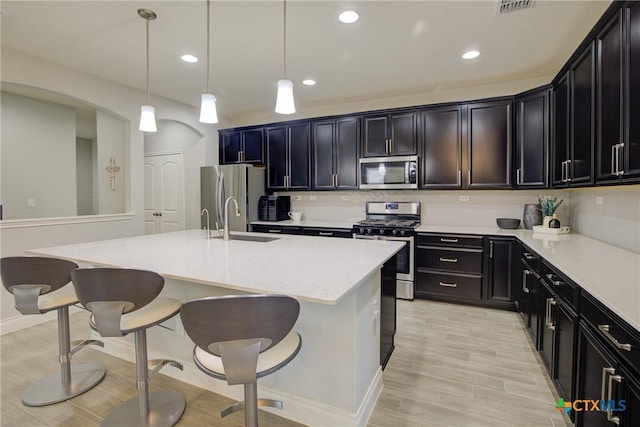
(439, 257, 458, 263)
(608, 373, 622, 425)
(566, 160, 572, 182)
(618, 143, 624, 175)
(467, 169, 471, 186)
(601, 367, 615, 407)
(457, 170, 462, 185)
(389, 139, 393, 153)
(548, 299, 556, 330)
(522, 269, 530, 293)
(268, 229, 282, 233)
(598, 325, 632, 351)
(523, 253, 535, 260)
(611, 144, 617, 176)
(545, 274, 563, 287)
(439, 282, 457, 288)
(517, 168, 522, 185)
(440, 238, 458, 243)
(545, 298, 551, 329)
(489, 241, 494, 258)
(318, 232, 333, 236)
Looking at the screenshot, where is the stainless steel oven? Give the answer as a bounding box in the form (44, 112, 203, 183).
(359, 156, 418, 190)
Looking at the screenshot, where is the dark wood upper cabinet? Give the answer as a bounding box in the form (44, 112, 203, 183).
(420, 106, 462, 189)
(552, 74, 570, 186)
(466, 100, 513, 189)
(362, 111, 417, 157)
(265, 123, 310, 191)
(220, 128, 264, 165)
(312, 117, 359, 190)
(626, 1, 640, 180)
(515, 87, 549, 188)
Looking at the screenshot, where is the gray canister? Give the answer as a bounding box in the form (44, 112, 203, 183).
(523, 204, 542, 229)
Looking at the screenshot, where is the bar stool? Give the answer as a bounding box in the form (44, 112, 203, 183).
(0, 256, 106, 406)
(180, 294, 301, 427)
(71, 268, 185, 427)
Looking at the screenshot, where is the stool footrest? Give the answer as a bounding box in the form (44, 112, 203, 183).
(148, 359, 183, 378)
(70, 338, 104, 357)
(220, 398, 283, 418)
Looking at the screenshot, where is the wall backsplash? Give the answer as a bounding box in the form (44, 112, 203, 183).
(281, 185, 639, 253)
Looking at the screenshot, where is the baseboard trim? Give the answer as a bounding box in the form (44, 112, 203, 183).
(0, 306, 83, 336)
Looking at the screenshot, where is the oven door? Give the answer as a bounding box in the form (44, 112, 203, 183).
(353, 234, 414, 281)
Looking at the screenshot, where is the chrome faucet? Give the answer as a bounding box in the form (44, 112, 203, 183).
(201, 208, 211, 239)
(223, 196, 240, 241)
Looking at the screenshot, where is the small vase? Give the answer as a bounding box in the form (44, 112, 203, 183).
(522, 204, 542, 230)
(542, 215, 553, 228)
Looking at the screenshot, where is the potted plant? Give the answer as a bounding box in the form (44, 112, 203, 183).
(538, 196, 563, 227)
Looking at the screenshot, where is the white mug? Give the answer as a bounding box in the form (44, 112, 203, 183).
(288, 211, 302, 223)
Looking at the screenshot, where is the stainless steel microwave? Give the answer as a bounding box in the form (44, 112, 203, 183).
(359, 155, 418, 189)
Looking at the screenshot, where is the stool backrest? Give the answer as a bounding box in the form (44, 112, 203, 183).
(71, 268, 164, 313)
(1, 256, 78, 294)
(181, 295, 299, 356)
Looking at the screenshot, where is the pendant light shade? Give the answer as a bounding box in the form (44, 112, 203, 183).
(275, 79, 295, 114)
(199, 93, 218, 123)
(139, 105, 157, 132)
(138, 8, 157, 132)
(200, 0, 219, 124)
(275, 0, 295, 114)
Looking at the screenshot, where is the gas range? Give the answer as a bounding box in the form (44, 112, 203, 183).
(354, 219, 419, 236)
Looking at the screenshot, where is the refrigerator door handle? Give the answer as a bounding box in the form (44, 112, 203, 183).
(216, 170, 225, 228)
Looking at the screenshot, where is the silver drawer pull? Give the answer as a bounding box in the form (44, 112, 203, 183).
(268, 229, 282, 233)
(598, 325, 632, 351)
(439, 257, 458, 263)
(318, 232, 333, 236)
(440, 238, 458, 243)
(523, 253, 535, 260)
(545, 274, 563, 286)
(439, 282, 457, 288)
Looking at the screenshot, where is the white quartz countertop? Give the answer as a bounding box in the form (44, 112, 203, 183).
(251, 219, 358, 229)
(28, 230, 403, 305)
(417, 225, 640, 332)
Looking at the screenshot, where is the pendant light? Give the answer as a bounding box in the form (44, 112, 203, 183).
(138, 8, 157, 132)
(275, 0, 295, 114)
(199, 0, 219, 124)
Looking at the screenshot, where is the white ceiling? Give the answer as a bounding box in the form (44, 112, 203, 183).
(1, 0, 612, 120)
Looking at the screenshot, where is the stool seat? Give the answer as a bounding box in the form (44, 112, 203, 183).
(194, 330, 301, 380)
(89, 297, 182, 335)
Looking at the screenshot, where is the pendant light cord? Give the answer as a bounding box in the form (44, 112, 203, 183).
(145, 17, 150, 105)
(206, 0, 211, 93)
(283, 0, 287, 78)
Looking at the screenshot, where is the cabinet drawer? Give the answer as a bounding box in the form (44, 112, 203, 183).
(416, 271, 482, 300)
(540, 261, 577, 310)
(251, 225, 301, 235)
(520, 245, 541, 272)
(416, 246, 483, 273)
(301, 227, 352, 238)
(417, 233, 483, 248)
(580, 292, 640, 373)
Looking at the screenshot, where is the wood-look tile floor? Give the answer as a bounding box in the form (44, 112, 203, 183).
(1, 300, 572, 427)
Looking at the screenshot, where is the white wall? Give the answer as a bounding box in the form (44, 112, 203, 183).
(76, 138, 94, 215)
(1, 92, 77, 219)
(0, 48, 219, 329)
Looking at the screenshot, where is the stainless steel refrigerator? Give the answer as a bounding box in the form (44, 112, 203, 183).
(200, 165, 265, 232)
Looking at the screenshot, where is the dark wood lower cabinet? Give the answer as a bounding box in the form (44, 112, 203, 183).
(555, 301, 577, 401)
(484, 237, 517, 309)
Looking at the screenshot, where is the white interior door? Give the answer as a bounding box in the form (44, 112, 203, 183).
(144, 153, 185, 234)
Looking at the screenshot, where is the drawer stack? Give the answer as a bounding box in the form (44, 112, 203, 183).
(415, 233, 483, 302)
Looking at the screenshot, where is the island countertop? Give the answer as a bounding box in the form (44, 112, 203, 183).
(27, 229, 403, 305)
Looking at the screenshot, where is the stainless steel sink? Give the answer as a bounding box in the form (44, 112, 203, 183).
(212, 234, 279, 242)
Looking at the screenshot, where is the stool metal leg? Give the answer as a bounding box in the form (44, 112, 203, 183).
(22, 306, 106, 407)
(244, 382, 259, 427)
(102, 329, 185, 427)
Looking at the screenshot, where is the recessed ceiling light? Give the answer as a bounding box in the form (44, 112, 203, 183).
(181, 54, 199, 63)
(462, 50, 480, 60)
(339, 10, 359, 24)
(302, 79, 316, 86)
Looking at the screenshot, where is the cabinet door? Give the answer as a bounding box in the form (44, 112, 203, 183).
(596, 12, 624, 182)
(220, 131, 242, 164)
(527, 272, 542, 349)
(516, 89, 549, 188)
(486, 238, 515, 304)
(570, 43, 595, 185)
(553, 74, 570, 186)
(555, 301, 576, 401)
(467, 101, 512, 189)
(421, 106, 462, 189)
(242, 128, 264, 164)
(539, 284, 554, 374)
(621, 367, 640, 427)
(576, 323, 620, 427)
(389, 112, 417, 155)
(624, 2, 640, 179)
(288, 123, 311, 190)
(335, 117, 359, 189)
(312, 121, 336, 190)
(362, 115, 389, 156)
(266, 126, 287, 190)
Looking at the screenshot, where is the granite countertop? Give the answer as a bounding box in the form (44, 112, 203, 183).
(28, 230, 402, 305)
(417, 225, 640, 333)
(251, 219, 359, 229)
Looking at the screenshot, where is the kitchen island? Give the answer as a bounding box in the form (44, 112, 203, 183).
(28, 229, 404, 426)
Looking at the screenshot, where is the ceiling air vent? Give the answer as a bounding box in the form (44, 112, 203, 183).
(496, 0, 535, 15)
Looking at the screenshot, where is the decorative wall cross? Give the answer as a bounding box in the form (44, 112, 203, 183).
(105, 157, 120, 191)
